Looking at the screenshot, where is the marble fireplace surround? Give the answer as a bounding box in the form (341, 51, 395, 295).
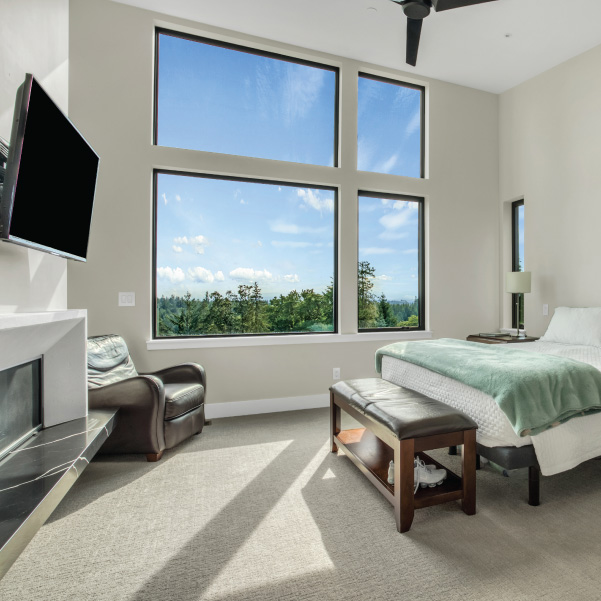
(0, 309, 88, 427)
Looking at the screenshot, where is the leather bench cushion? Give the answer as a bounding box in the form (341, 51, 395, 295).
(330, 378, 415, 414)
(164, 383, 205, 420)
(331, 377, 477, 440)
(366, 398, 477, 440)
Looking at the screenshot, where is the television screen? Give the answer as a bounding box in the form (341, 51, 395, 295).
(0, 74, 99, 261)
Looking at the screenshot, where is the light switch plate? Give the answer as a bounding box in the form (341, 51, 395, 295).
(543, 304, 549, 316)
(119, 292, 135, 307)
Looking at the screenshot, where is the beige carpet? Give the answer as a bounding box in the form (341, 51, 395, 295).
(2, 407, 601, 601)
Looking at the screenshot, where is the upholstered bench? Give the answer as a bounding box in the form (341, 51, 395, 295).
(330, 378, 478, 533)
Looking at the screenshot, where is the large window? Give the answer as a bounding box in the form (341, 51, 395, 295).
(512, 199, 525, 329)
(155, 29, 338, 167)
(154, 172, 336, 337)
(357, 73, 424, 178)
(358, 192, 424, 331)
(154, 28, 428, 340)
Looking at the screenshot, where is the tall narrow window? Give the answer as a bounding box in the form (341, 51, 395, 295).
(155, 29, 338, 167)
(512, 199, 525, 329)
(358, 192, 424, 331)
(357, 73, 424, 178)
(154, 171, 337, 338)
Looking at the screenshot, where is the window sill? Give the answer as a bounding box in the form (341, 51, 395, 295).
(146, 330, 432, 350)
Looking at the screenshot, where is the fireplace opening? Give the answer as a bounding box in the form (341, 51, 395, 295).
(0, 358, 42, 461)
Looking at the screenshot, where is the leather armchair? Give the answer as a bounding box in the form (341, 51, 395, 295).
(87, 334, 206, 461)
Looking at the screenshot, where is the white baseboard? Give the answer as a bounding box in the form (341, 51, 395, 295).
(204, 393, 330, 419)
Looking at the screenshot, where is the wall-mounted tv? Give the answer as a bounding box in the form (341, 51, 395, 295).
(0, 74, 99, 262)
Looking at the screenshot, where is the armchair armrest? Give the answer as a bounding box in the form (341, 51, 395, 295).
(88, 375, 166, 454)
(144, 363, 206, 391)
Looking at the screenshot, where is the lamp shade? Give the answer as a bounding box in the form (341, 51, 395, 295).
(506, 271, 531, 294)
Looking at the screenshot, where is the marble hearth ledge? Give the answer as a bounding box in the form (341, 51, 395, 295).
(0, 409, 118, 579)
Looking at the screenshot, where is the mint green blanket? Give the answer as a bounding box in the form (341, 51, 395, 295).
(375, 338, 601, 437)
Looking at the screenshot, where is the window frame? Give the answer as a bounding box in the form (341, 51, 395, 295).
(153, 27, 340, 167)
(357, 190, 425, 333)
(357, 72, 426, 179)
(152, 169, 339, 340)
(511, 198, 524, 329)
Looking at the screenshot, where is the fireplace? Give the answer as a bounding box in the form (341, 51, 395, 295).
(0, 358, 42, 461)
(0, 310, 87, 434)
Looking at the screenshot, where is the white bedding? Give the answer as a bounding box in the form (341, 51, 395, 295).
(380, 340, 601, 476)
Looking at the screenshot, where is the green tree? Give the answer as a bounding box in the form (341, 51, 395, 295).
(358, 260, 378, 328)
(162, 291, 201, 335)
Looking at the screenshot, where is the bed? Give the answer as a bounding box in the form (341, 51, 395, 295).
(376, 307, 601, 504)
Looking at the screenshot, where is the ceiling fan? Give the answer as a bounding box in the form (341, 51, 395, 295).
(391, 0, 498, 66)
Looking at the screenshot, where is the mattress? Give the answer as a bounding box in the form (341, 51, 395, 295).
(381, 340, 601, 475)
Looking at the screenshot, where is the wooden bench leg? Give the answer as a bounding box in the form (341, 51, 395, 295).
(461, 429, 477, 515)
(394, 438, 415, 533)
(330, 391, 341, 453)
(528, 465, 540, 506)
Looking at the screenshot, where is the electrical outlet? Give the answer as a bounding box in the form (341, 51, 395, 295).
(333, 367, 340, 380)
(119, 292, 135, 307)
(543, 304, 549, 316)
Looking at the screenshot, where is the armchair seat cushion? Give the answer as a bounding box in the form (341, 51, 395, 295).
(164, 383, 205, 420)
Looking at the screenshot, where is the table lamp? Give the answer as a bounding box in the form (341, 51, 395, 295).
(506, 271, 531, 338)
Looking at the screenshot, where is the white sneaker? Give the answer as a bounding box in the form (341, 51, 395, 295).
(387, 458, 444, 487)
(414, 457, 447, 493)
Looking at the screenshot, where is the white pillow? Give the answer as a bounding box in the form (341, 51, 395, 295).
(540, 307, 601, 347)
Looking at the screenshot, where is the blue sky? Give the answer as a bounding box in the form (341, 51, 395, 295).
(156, 174, 335, 299)
(156, 33, 422, 302)
(358, 76, 422, 178)
(157, 33, 336, 166)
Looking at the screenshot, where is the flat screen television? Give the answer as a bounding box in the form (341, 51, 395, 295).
(0, 74, 99, 262)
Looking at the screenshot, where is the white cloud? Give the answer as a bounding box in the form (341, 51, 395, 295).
(405, 108, 421, 138)
(157, 266, 185, 283)
(378, 231, 408, 241)
(271, 241, 313, 248)
(240, 199, 247, 204)
(190, 235, 208, 246)
(172, 245, 183, 253)
(403, 248, 418, 254)
(188, 266, 215, 283)
(269, 220, 328, 235)
(360, 247, 395, 256)
(374, 274, 393, 281)
(215, 271, 225, 281)
(297, 189, 334, 213)
(229, 267, 274, 282)
(175, 194, 181, 202)
(374, 153, 399, 175)
(172, 235, 209, 255)
(379, 208, 412, 231)
(283, 274, 300, 283)
(257, 241, 263, 247)
(162, 193, 168, 205)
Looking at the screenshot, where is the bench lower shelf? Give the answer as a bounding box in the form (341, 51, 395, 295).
(336, 427, 464, 509)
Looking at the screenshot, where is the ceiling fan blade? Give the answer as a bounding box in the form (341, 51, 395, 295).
(431, 0, 496, 12)
(406, 17, 423, 66)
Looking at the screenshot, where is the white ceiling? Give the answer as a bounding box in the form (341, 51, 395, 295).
(113, 0, 601, 94)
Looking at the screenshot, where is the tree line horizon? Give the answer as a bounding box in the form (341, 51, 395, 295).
(157, 260, 419, 336)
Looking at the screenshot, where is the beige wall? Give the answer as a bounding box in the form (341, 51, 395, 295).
(0, 0, 70, 313)
(68, 0, 499, 406)
(499, 44, 601, 336)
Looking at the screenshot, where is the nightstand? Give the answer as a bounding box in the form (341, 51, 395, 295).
(466, 334, 539, 345)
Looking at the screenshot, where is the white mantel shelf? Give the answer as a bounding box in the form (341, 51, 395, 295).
(0, 309, 87, 331)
